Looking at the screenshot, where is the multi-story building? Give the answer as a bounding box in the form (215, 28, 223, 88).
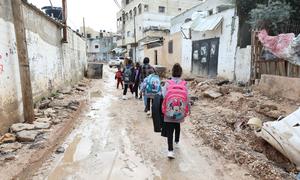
(116, 0, 203, 62)
(83, 28, 119, 62)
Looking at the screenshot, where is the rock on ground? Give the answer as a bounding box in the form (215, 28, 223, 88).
(203, 90, 222, 99)
(0, 142, 23, 154)
(34, 122, 51, 129)
(10, 123, 35, 133)
(0, 133, 16, 144)
(16, 130, 40, 142)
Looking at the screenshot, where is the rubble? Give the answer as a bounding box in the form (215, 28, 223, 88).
(3, 154, 16, 161)
(0, 133, 16, 144)
(189, 77, 297, 179)
(34, 122, 51, 129)
(10, 123, 35, 133)
(76, 87, 85, 91)
(36, 118, 52, 124)
(52, 119, 63, 125)
(203, 90, 222, 99)
(0, 142, 23, 154)
(55, 146, 65, 154)
(59, 87, 72, 94)
(38, 99, 51, 109)
(16, 130, 40, 142)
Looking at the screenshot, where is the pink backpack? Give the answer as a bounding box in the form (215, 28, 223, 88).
(162, 80, 189, 121)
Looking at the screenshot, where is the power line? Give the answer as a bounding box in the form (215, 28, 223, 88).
(113, 0, 122, 9)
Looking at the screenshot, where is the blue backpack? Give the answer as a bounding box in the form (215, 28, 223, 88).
(146, 74, 161, 96)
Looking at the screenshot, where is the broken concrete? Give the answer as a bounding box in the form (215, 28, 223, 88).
(34, 122, 51, 129)
(16, 130, 40, 142)
(0, 143, 23, 154)
(36, 118, 52, 124)
(10, 123, 35, 133)
(203, 90, 222, 99)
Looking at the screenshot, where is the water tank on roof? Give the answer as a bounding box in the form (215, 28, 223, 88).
(42, 6, 63, 21)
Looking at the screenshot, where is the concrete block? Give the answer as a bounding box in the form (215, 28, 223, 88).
(258, 75, 300, 101)
(87, 63, 103, 79)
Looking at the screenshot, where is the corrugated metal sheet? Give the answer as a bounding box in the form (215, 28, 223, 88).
(191, 15, 223, 32)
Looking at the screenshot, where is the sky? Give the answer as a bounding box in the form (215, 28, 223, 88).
(27, 0, 121, 32)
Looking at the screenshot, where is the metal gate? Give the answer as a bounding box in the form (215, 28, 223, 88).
(192, 38, 219, 77)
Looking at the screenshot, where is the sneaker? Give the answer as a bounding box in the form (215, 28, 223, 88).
(174, 142, 179, 149)
(167, 151, 175, 159)
(146, 111, 151, 116)
(122, 95, 127, 100)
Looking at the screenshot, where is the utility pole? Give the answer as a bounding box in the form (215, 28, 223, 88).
(83, 17, 86, 38)
(62, 0, 68, 42)
(11, 0, 35, 123)
(133, 14, 137, 63)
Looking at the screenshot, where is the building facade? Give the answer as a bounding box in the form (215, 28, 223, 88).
(85, 29, 118, 62)
(116, 0, 203, 62)
(145, 0, 252, 82)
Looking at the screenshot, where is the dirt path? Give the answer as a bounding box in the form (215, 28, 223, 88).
(33, 66, 253, 180)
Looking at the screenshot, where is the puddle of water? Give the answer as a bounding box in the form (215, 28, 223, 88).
(47, 135, 81, 180)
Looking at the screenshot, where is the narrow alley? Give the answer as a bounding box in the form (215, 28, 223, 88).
(1, 0, 300, 179)
(32, 66, 253, 180)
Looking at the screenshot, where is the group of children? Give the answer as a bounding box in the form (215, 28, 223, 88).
(115, 57, 190, 159)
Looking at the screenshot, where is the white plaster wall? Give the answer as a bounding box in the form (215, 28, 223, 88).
(181, 38, 192, 73)
(218, 12, 239, 80)
(235, 46, 251, 83)
(0, 4, 87, 132)
(26, 30, 63, 97)
(0, 19, 23, 125)
(192, 9, 239, 80)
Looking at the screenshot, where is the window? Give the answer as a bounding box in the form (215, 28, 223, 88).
(208, 9, 213, 15)
(159, 6, 165, 13)
(95, 45, 99, 49)
(125, 13, 129, 21)
(144, 5, 149, 12)
(87, 34, 91, 38)
(133, 7, 137, 16)
(178, 8, 182, 11)
(138, 4, 142, 14)
(127, 31, 131, 37)
(126, 0, 129, 5)
(168, 40, 173, 54)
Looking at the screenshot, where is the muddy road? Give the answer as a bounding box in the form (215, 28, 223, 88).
(33, 66, 253, 180)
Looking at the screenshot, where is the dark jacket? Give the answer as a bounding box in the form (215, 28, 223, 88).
(141, 64, 155, 82)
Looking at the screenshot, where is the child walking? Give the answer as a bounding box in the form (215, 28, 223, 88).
(162, 63, 190, 159)
(115, 67, 123, 89)
(122, 59, 135, 100)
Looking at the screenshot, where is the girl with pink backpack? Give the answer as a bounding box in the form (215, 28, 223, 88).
(162, 63, 190, 159)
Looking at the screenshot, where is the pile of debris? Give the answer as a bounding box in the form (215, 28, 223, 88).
(0, 79, 90, 162)
(189, 78, 298, 180)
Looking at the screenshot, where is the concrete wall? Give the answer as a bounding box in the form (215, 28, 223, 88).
(235, 46, 251, 83)
(0, 0, 87, 133)
(192, 9, 239, 80)
(258, 75, 300, 102)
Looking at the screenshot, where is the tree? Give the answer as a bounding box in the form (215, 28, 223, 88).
(248, 1, 294, 34)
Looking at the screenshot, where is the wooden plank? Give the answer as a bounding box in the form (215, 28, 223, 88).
(11, 0, 35, 123)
